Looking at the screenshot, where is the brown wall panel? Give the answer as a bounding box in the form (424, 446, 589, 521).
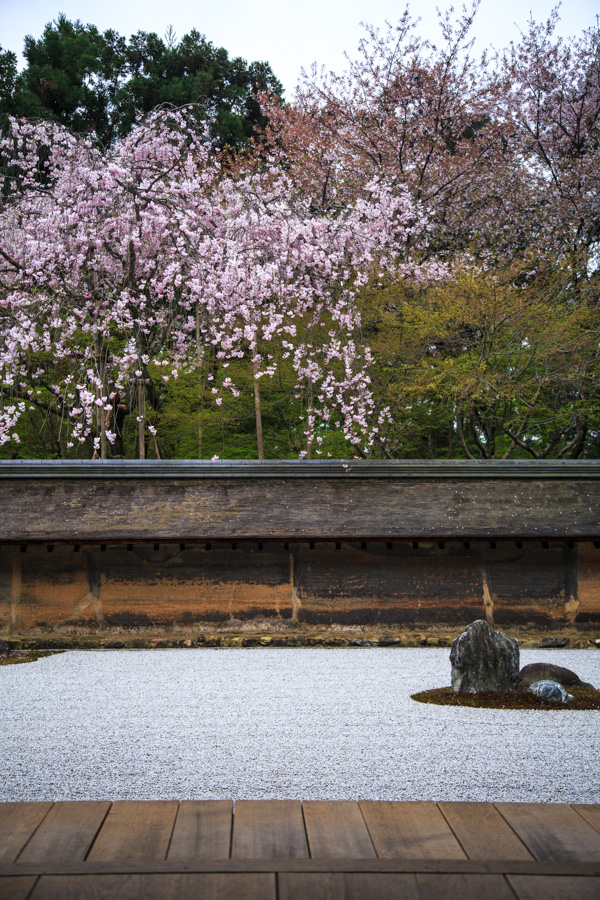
(2, 463, 598, 637)
(2, 540, 599, 637)
(574, 543, 600, 623)
(295, 544, 485, 626)
(480, 546, 565, 608)
(0, 545, 293, 632)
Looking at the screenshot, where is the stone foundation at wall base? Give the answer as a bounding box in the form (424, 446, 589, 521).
(3, 625, 599, 651)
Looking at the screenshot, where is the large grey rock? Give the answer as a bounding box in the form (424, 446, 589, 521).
(450, 620, 519, 693)
(528, 680, 573, 703)
(519, 662, 593, 689)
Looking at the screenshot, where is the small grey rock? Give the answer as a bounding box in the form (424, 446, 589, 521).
(540, 637, 569, 648)
(519, 662, 593, 689)
(528, 680, 573, 703)
(450, 620, 520, 693)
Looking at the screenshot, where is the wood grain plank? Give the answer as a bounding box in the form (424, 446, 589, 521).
(360, 802, 466, 859)
(414, 874, 516, 899)
(279, 872, 419, 899)
(0, 803, 52, 863)
(507, 874, 600, 900)
(231, 801, 308, 859)
(17, 803, 110, 864)
(438, 802, 533, 860)
(495, 803, 600, 861)
(302, 802, 376, 859)
(280, 873, 516, 900)
(86, 801, 178, 862)
(2, 859, 600, 876)
(0, 877, 39, 900)
(573, 805, 600, 835)
(28, 873, 276, 899)
(167, 801, 232, 860)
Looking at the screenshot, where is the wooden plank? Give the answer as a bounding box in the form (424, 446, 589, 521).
(414, 874, 516, 899)
(360, 802, 466, 859)
(231, 801, 308, 859)
(573, 805, 600, 835)
(0, 877, 38, 900)
(507, 875, 600, 899)
(16, 803, 110, 864)
(28, 873, 276, 899)
(86, 801, 178, 862)
(3, 858, 600, 877)
(302, 801, 376, 859)
(0, 803, 52, 863)
(167, 801, 233, 860)
(495, 803, 600, 861)
(438, 802, 533, 860)
(279, 872, 419, 899)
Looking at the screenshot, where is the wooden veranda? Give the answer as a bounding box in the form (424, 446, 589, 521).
(1, 799, 599, 898)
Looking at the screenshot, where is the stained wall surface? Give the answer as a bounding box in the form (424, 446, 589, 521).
(1, 540, 598, 637)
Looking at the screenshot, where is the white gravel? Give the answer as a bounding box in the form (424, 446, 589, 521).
(0, 648, 598, 803)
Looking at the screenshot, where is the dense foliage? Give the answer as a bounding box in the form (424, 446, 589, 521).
(0, 15, 282, 148)
(1, 3, 599, 460)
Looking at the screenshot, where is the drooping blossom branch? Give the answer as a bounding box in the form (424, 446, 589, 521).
(0, 107, 432, 455)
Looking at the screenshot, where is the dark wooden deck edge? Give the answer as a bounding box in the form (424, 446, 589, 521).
(2, 860, 600, 877)
(1, 459, 599, 479)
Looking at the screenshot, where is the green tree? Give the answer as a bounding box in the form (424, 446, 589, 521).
(2, 16, 283, 148)
(0, 47, 19, 121)
(360, 260, 600, 460)
(117, 29, 282, 147)
(16, 16, 125, 142)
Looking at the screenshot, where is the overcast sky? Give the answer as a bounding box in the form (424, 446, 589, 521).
(1, 0, 598, 97)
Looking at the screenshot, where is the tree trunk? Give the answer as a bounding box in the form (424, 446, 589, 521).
(306, 379, 313, 460)
(253, 359, 264, 460)
(138, 378, 145, 460)
(106, 398, 127, 458)
(427, 427, 435, 459)
(151, 428, 161, 460)
(96, 385, 107, 460)
(95, 335, 107, 460)
(456, 411, 475, 459)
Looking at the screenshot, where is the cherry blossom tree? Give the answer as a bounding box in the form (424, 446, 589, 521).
(0, 107, 426, 458)
(5, 5, 595, 461)
(259, 2, 517, 262)
(0, 108, 222, 456)
(502, 10, 600, 270)
(194, 168, 432, 457)
(260, 3, 600, 272)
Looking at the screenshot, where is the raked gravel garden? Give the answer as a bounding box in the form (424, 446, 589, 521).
(1, 647, 598, 804)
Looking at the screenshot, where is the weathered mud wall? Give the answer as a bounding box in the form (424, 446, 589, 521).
(1, 466, 599, 542)
(1, 460, 598, 639)
(1, 540, 599, 638)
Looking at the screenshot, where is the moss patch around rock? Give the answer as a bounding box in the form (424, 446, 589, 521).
(411, 685, 600, 710)
(0, 650, 65, 667)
